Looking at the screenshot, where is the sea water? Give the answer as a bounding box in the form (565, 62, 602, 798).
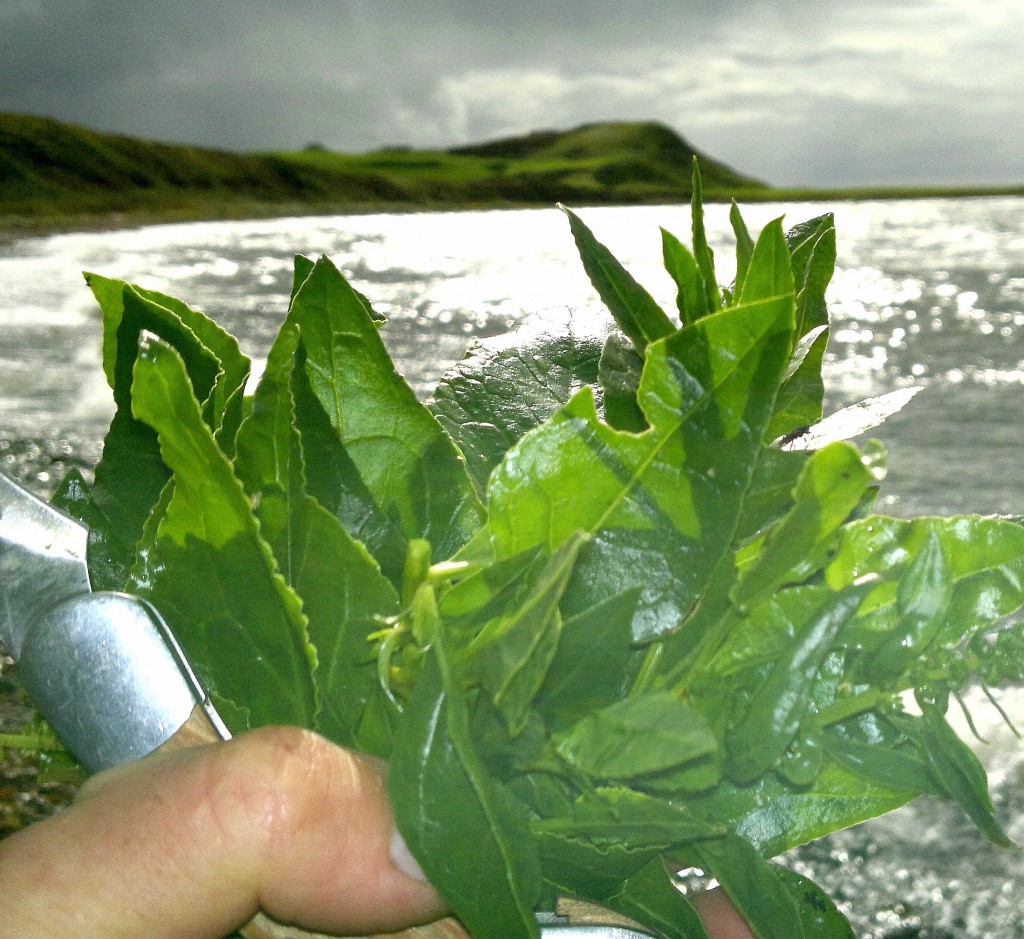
(3, 198, 1024, 936)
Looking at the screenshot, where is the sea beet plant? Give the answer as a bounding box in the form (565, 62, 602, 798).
(41, 167, 1024, 938)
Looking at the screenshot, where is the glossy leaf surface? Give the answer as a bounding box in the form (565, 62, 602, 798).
(598, 330, 647, 432)
(430, 310, 605, 492)
(389, 622, 542, 939)
(52, 188, 1024, 939)
(553, 691, 718, 781)
(488, 278, 795, 641)
(233, 322, 400, 753)
(129, 335, 316, 731)
(288, 255, 484, 560)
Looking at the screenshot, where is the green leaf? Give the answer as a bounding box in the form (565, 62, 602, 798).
(533, 786, 723, 850)
(736, 218, 794, 307)
(84, 271, 131, 391)
(689, 159, 721, 314)
(430, 310, 604, 493)
(286, 254, 409, 585)
(128, 334, 316, 732)
(974, 620, 1024, 686)
(734, 446, 809, 543)
(661, 227, 709, 325)
(49, 467, 130, 593)
(553, 691, 719, 782)
(535, 826, 655, 901)
(785, 214, 836, 339)
(704, 585, 830, 679)
(780, 388, 923, 453)
(288, 255, 484, 560)
(291, 254, 315, 301)
(724, 583, 871, 784)
(774, 867, 856, 939)
(537, 587, 639, 732)
(92, 293, 205, 579)
(910, 704, 1013, 847)
(488, 290, 795, 642)
(562, 205, 676, 351)
(767, 325, 828, 441)
(289, 338, 407, 586)
(730, 201, 755, 295)
(598, 331, 647, 432)
(49, 466, 95, 518)
(897, 528, 954, 620)
(732, 442, 872, 610)
(856, 530, 952, 682)
(86, 273, 250, 437)
(687, 832, 804, 939)
(461, 534, 587, 735)
(605, 859, 711, 939)
(234, 323, 401, 754)
(83, 279, 250, 587)
(389, 601, 542, 939)
(522, 779, 653, 900)
(439, 546, 547, 622)
(687, 757, 914, 858)
(820, 727, 940, 796)
(294, 501, 400, 755)
(826, 516, 1024, 655)
(233, 324, 303, 524)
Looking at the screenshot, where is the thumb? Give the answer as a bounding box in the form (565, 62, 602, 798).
(0, 726, 446, 938)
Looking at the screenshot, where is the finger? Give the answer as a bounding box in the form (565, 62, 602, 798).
(690, 887, 757, 939)
(0, 727, 446, 939)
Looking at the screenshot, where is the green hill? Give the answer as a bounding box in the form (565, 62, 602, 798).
(0, 113, 765, 229)
(0, 113, 412, 222)
(446, 120, 759, 190)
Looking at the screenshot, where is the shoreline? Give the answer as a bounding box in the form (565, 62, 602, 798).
(5, 183, 1024, 242)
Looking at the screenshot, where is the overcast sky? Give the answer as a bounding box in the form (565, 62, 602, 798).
(2, 0, 1022, 187)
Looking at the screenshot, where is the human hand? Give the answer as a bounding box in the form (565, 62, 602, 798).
(0, 726, 750, 939)
(0, 726, 443, 938)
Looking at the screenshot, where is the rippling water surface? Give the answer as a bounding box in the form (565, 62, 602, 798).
(5, 198, 1024, 516)
(4, 198, 1024, 936)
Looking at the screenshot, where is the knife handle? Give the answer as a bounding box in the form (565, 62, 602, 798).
(239, 912, 469, 939)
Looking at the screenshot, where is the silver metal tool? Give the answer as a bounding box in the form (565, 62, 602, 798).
(0, 470, 227, 772)
(539, 920, 659, 938)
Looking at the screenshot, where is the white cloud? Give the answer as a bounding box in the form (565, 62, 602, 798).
(3, 0, 1023, 186)
(380, 0, 1024, 185)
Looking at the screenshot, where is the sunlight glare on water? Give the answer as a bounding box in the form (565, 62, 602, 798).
(5, 197, 1024, 519)
(5, 197, 1024, 936)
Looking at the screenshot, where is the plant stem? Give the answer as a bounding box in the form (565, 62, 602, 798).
(0, 732, 50, 751)
(809, 688, 887, 729)
(630, 641, 664, 695)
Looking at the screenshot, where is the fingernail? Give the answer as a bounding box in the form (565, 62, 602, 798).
(389, 826, 429, 882)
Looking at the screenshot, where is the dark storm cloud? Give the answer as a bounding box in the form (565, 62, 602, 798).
(2, 0, 1022, 186)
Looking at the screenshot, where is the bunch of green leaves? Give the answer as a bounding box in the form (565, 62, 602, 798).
(52, 163, 1024, 939)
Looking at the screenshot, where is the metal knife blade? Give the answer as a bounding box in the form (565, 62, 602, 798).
(0, 471, 91, 659)
(0, 469, 228, 771)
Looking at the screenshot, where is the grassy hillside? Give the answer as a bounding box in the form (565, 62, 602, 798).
(0, 113, 765, 229)
(4, 113, 1022, 234)
(0, 113, 413, 223)
(286, 120, 764, 201)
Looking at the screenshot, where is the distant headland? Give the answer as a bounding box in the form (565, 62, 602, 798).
(2, 113, 1021, 234)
